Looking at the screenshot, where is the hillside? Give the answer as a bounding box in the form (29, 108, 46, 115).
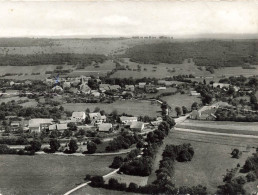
(125, 40, 258, 67)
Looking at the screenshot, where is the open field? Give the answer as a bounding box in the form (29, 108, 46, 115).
(177, 120, 258, 135)
(63, 100, 161, 117)
(72, 185, 140, 195)
(111, 58, 210, 79)
(160, 93, 201, 116)
(0, 38, 166, 56)
(0, 154, 117, 195)
(148, 130, 258, 194)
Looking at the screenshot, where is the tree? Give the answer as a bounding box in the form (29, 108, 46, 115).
(175, 107, 182, 117)
(87, 142, 97, 154)
(68, 139, 78, 153)
(90, 176, 104, 187)
(67, 122, 77, 131)
(50, 139, 60, 152)
(110, 156, 124, 168)
(231, 148, 242, 159)
(182, 106, 187, 115)
(62, 129, 72, 137)
(86, 108, 90, 113)
(100, 110, 105, 116)
(94, 107, 100, 112)
(191, 102, 198, 110)
(29, 140, 42, 152)
(163, 115, 175, 129)
(161, 102, 168, 116)
(88, 79, 99, 90)
(128, 182, 138, 192)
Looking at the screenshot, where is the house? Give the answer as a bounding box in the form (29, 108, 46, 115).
(99, 84, 110, 92)
(151, 117, 163, 126)
(52, 86, 63, 92)
(91, 91, 101, 97)
(156, 87, 166, 90)
(45, 78, 54, 86)
(189, 110, 200, 120)
(120, 116, 138, 124)
(130, 121, 145, 132)
(71, 112, 86, 122)
(138, 82, 146, 89)
(190, 91, 201, 96)
(68, 87, 78, 94)
(63, 81, 71, 89)
(145, 85, 157, 93)
(10, 81, 15, 86)
(89, 113, 106, 125)
(10, 121, 21, 131)
(213, 83, 230, 89)
(109, 85, 121, 91)
(24, 80, 32, 85)
(80, 84, 91, 94)
(29, 118, 53, 133)
(48, 123, 68, 132)
(98, 123, 113, 132)
(125, 85, 135, 92)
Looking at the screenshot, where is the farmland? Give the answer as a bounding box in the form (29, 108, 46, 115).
(160, 93, 201, 116)
(0, 38, 166, 56)
(148, 130, 258, 194)
(63, 100, 161, 117)
(176, 120, 258, 135)
(0, 154, 117, 195)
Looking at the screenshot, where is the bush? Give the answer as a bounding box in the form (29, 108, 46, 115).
(29, 140, 42, 152)
(68, 139, 78, 153)
(87, 142, 97, 154)
(50, 139, 60, 152)
(231, 148, 242, 159)
(246, 172, 256, 182)
(92, 138, 102, 145)
(127, 182, 138, 192)
(90, 176, 104, 187)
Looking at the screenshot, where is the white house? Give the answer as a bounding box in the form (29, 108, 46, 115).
(89, 113, 106, 125)
(49, 123, 68, 132)
(29, 118, 53, 133)
(190, 91, 201, 96)
(130, 121, 145, 132)
(120, 116, 138, 124)
(71, 112, 86, 122)
(98, 123, 113, 132)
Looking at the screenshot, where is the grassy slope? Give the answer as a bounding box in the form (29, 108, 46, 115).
(148, 130, 258, 194)
(0, 154, 116, 195)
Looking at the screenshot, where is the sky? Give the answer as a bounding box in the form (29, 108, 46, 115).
(0, 0, 257, 38)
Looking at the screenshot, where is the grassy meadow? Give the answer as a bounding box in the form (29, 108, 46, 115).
(0, 154, 116, 195)
(148, 130, 258, 194)
(63, 100, 161, 117)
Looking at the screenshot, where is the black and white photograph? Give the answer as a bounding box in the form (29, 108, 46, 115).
(0, 0, 257, 194)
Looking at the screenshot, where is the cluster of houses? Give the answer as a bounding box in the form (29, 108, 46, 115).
(13, 111, 163, 135)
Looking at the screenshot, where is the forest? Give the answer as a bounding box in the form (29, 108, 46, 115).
(125, 40, 258, 67)
(0, 53, 107, 66)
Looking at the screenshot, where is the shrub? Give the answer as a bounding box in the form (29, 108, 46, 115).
(87, 142, 97, 154)
(231, 148, 242, 159)
(92, 138, 102, 145)
(68, 139, 78, 153)
(90, 176, 104, 187)
(128, 182, 138, 192)
(246, 172, 256, 182)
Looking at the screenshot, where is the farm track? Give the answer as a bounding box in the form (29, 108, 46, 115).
(171, 130, 258, 148)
